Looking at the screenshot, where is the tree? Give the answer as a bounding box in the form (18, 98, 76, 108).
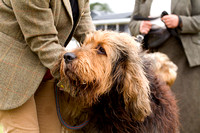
(90, 2, 113, 13)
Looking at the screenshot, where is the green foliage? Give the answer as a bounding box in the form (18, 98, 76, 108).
(90, 2, 112, 13)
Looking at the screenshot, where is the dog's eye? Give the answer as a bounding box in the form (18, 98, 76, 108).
(97, 45, 106, 55)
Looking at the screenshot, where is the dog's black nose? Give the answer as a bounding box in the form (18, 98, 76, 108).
(64, 52, 77, 63)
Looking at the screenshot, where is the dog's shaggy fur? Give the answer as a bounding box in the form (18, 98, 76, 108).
(57, 31, 179, 133)
(143, 52, 178, 87)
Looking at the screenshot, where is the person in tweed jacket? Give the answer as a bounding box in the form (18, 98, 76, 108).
(129, 0, 200, 133)
(0, 0, 95, 132)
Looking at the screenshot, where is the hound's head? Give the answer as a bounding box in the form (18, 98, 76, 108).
(60, 30, 151, 121)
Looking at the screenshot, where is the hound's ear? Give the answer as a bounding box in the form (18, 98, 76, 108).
(122, 60, 151, 121)
(143, 52, 178, 87)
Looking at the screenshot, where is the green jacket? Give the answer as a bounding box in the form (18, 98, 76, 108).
(0, 0, 95, 110)
(129, 0, 200, 67)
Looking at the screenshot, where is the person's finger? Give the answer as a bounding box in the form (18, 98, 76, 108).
(141, 28, 148, 34)
(165, 22, 174, 28)
(145, 21, 152, 26)
(144, 22, 152, 29)
(162, 15, 170, 20)
(165, 21, 170, 27)
(140, 30, 145, 34)
(162, 15, 171, 23)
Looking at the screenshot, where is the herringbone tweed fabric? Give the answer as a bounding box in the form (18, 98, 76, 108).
(0, 0, 95, 110)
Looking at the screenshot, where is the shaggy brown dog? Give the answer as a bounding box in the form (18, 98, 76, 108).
(56, 31, 179, 133)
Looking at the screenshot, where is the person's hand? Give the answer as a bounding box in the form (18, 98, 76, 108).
(140, 21, 152, 34)
(162, 14, 179, 28)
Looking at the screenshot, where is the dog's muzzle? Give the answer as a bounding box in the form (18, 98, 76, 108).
(64, 52, 77, 63)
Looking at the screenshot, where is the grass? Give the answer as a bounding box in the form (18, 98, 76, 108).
(0, 125, 3, 133)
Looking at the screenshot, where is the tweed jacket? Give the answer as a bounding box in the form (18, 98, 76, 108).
(129, 0, 200, 67)
(0, 0, 95, 110)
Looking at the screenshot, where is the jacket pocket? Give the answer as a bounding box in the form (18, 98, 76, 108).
(192, 33, 200, 45)
(0, 32, 27, 49)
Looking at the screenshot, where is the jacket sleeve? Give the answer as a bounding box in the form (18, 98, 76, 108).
(73, 0, 95, 44)
(179, 0, 200, 33)
(10, 0, 66, 78)
(129, 0, 142, 37)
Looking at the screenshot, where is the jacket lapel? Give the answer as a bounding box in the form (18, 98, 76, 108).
(62, 0, 73, 24)
(77, 0, 84, 15)
(171, 0, 180, 13)
(62, 0, 84, 24)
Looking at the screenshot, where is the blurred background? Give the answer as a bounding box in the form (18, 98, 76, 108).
(89, 0, 135, 33)
(90, 0, 135, 13)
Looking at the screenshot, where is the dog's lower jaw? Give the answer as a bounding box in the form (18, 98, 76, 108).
(62, 79, 103, 107)
(58, 92, 90, 130)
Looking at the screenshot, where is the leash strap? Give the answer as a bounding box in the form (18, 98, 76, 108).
(54, 83, 89, 130)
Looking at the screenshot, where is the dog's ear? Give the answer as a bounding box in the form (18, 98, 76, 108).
(143, 52, 178, 87)
(109, 33, 151, 122)
(160, 61, 177, 86)
(111, 49, 151, 121)
(122, 60, 151, 121)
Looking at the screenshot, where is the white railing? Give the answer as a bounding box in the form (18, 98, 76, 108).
(93, 18, 130, 32)
(93, 18, 130, 25)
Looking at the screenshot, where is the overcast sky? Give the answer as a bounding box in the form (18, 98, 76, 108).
(90, 0, 135, 13)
